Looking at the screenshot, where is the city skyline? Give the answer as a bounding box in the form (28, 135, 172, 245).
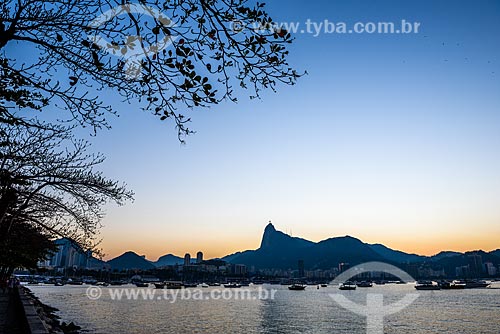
(101, 222, 500, 261)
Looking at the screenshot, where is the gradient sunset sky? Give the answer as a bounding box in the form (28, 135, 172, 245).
(43, 0, 500, 260)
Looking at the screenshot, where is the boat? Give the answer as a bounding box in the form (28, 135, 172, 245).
(464, 280, 490, 289)
(339, 282, 356, 290)
(183, 283, 198, 288)
(415, 281, 441, 290)
(153, 283, 166, 289)
(67, 280, 83, 285)
(356, 281, 373, 288)
(439, 280, 466, 290)
(54, 281, 65, 286)
(134, 282, 149, 288)
(208, 282, 220, 287)
(321, 284, 328, 287)
(166, 282, 183, 289)
(288, 284, 306, 291)
(224, 283, 241, 288)
(200, 283, 209, 288)
(95, 282, 109, 287)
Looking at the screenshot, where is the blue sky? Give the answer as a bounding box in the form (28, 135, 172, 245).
(9, 0, 500, 259)
(93, 0, 500, 260)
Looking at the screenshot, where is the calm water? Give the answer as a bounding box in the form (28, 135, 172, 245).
(28, 283, 500, 334)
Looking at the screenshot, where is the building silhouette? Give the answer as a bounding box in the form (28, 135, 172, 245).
(196, 251, 203, 264)
(184, 253, 191, 266)
(467, 253, 483, 278)
(338, 263, 350, 273)
(298, 259, 305, 278)
(37, 238, 108, 270)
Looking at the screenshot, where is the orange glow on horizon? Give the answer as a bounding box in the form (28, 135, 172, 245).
(100, 228, 499, 261)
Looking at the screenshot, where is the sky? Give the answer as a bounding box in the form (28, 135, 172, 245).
(10, 0, 500, 260)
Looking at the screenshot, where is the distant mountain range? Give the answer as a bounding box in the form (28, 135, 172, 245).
(106, 251, 184, 270)
(220, 223, 500, 271)
(105, 223, 500, 271)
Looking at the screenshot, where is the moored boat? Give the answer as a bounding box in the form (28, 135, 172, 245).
(224, 283, 241, 288)
(166, 282, 183, 289)
(464, 280, 490, 289)
(415, 281, 440, 290)
(439, 280, 466, 290)
(95, 282, 109, 287)
(356, 281, 373, 288)
(288, 284, 306, 291)
(153, 283, 166, 289)
(339, 282, 356, 290)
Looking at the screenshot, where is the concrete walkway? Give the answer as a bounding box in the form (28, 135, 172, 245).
(0, 289, 26, 334)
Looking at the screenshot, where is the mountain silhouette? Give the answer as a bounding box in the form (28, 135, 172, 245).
(223, 224, 500, 270)
(224, 223, 386, 269)
(105, 225, 500, 272)
(153, 254, 183, 267)
(368, 243, 425, 263)
(107, 251, 156, 270)
(260, 222, 314, 250)
(430, 251, 463, 261)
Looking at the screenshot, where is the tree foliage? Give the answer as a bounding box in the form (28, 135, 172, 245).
(0, 123, 134, 269)
(0, 221, 57, 279)
(1, 0, 302, 139)
(0, 0, 301, 271)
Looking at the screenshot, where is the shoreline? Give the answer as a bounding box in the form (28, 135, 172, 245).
(20, 286, 81, 334)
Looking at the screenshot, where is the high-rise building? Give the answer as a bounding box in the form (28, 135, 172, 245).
(234, 264, 247, 275)
(298, 259, 305, 278)
(184, 253, 191, 266)
(37, 238, 108, 270)
(338, 263, 350, 273)
(467, 253, 483, 278)
(196, 251, 203, 264)
(484, 262, 497, 276)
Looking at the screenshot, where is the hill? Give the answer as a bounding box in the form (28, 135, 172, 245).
(368, 243, 425, 263)
(107, 251, 156, 270)
(224, 223, 385, 269)
(153, 254, 183, 267)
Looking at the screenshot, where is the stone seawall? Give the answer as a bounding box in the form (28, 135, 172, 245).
(19, 287, 80, 334)
(18, 288, 50, 334)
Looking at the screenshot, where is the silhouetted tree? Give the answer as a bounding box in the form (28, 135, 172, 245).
(0, 123, 134, 268)
(0, 221, 56, 280)
(1, 0, 301, 139)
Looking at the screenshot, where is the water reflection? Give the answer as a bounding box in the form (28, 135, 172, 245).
(28, 283, 500, 334)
